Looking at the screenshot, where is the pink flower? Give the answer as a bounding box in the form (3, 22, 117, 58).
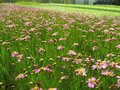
(106, 53, 115, 58)
(103, 30, 109, 34)
(109, 62, 116, 68)
(73, 59, 82, 64)
(43, 66, 53, 73)
(75, 68, 86, 76)
(116, 76, 120, 88)
(68, 50, 76, 56)
(16, 54, 23, 62)
(63, 24, 68, 29)
(115, 65, 120, 69)
(59, 38, 67, 41)
(11, 51, 19, 57)
(24, 22, 31, 26)
(85, 57, 94, 63)
(6, 24, 15, 28)
(47, 27, 53, 31)
(15, 74, 25, 80)
(99, 61, 108, 69)
(86, 77, 98, 88)
(101, 70, 115, 76)
(49, 38, 56, 43)
(92, 64, 100, 70)
(57, 45, 65, 50)
(34, 69, 41, 74)
(69, 19, 75, 24)
(61, 57, 70, 61)
(60, 15, 66, 20)
(116, 44, 120, 49)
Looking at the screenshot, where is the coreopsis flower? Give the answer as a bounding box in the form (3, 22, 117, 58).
(68, 50, 76, 56)
(43, 66, 53, 73)
(31, 86, 43, 90)
(16, 54, 23, 62)
(6, 24, 15, 28)
(92, 46, 98, 51)
(24, 22, 31, 26)
(75, 68, 87, 76)
(106, 53, 115, 58)
(34, 69, 41, 74)
(101, 70, 115, 76)
(62, 57, 70, 61)
(85, 57, 94, 63)
(49, 38, 57, 43)
(72, 43, 79, 47)
(48, 88, 57, 90)
(116, 44, 120, 49)
(99, 61, 108, 69)
(115, 65, 120, 69)
(69, 19, 75, 24)
(73, 59, 82, 64)
(116, 76, 120, 88)
(15, 74, 25, 80)
(60, 76, 68, 80)
(2, 41, 10, 45)
(60, 15, 66, 20)
(57, 45, 65, 50)
(92, 63, 100, 70)
(86, 77, 98, 88)
(52, 32, 58, 36)
(103, 30, 109, 34)
(61, 57, 70, 61)
(104, 38, 111, 42)
(59, 38, 67, 41)
(63, 24, 68, 29)
(47, 27, 53, 31)
(38, 48, 45, 54)
(11, 51, 19, 57)
(109, 62, 117, 68)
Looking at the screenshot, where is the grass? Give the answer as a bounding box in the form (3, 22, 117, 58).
(0, 3, 120, 90)
(16, 2, 120, 17)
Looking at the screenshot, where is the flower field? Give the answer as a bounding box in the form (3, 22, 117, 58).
(0, 4, 120, 90)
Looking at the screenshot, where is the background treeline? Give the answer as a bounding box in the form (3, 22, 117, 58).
(0, 0, 74, 3)
(0, 0, 120, 5)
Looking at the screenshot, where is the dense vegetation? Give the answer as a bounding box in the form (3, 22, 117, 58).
(16, 2, 120, 17)
(0, 3, 120, 90)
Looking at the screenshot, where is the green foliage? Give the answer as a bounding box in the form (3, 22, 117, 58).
(16, 2, 120, 17)
(0, 3, 120, 90)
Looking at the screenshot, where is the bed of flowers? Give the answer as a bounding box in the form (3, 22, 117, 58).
(0, 4, 120, 90)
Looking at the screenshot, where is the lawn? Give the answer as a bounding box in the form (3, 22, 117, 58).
(16, 2, 120, 17)
(0, 2, 120, 90)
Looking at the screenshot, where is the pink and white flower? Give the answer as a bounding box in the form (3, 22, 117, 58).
(15, 74, 25, 80)
(116, 76, 120, 88)
(116, 44, 120, 49)
(86, 77, 98, 88)
(68, 50, 76, 56)
(75, 68, 86, 76)
(99, 61, 108, 69)
(11, 51, 19, 57)
(101, 70, 115, 76)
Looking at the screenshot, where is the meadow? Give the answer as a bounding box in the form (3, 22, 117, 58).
(0, 2, 120, 90)
(16, 2, 120, 17)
